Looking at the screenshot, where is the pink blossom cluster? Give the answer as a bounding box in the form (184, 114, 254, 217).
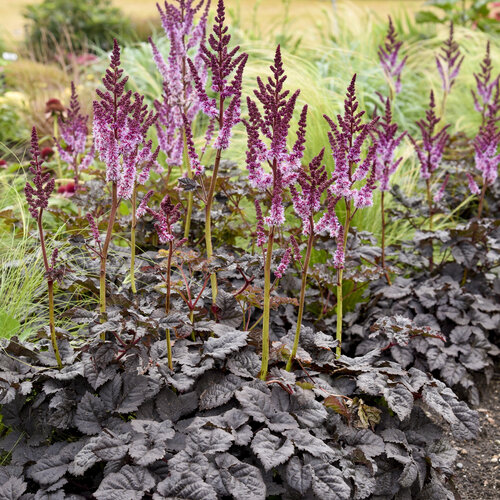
(471, 118, 500, 190)
(151, 0, 211, 166)
(56, 82, 94, 177)
(93, 40, 161, 200)
(472, 41, 500, 121)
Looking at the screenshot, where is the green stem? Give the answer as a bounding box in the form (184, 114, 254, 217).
(381, 191, 391, 285)
(48, 280, 62, 369)
(477, 182, 487, 218)
(183, 128, 194, 239)
(130, 185, 137, 294)
(286, 227, 314, 371)
(336, 203, 351, 359)
(165, 240, 173, 370)
(99, 182, 119, 335)
(259, 227, 275, 380)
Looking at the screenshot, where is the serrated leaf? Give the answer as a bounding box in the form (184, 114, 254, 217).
(283, 429, 335, 460)
(74, 393, 106, 435)
(188, 428, 234, 454)
(199, 374, 242, 410)
(155, 471, 217, 500)
(251, 429, 294, 471)
(215, 290, 242, 328)
(383, 384, 414, 421)
(156, 388, 198, 423)
(129, 420, 174, 466)
(94, 465, 155, 500)
(204, 325, 248, 360)
(0, 477, 27, 499)
(216, 453, 266, 500)
(226, 349, 261, 378)
(286, 457, 312, 495)
(310, 461, 351, 500)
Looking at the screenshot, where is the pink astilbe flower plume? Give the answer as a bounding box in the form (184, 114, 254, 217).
(189, 0, 248, 154)
(474, 118, 500, 187)
(378, 16, 408, 95)
(436, 22, 464, 95)
(471, 41, 500, 123)
(93, 40, 160, 200)
(56, 82, 94, 186)
(25, 127, 55, 219)
(151, 0, 211, 166)
(375, 97, 406, 192)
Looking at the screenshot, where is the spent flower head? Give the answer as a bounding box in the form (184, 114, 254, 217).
(93, 40, 160, 199)
(25, 127, 55, 219)
(378, 16, 407, 95)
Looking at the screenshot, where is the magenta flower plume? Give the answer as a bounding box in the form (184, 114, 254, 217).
(93, 39, 160, 200)
(136, 191, 182, 244)
(433, 174, 450, 203)
(254, 199, 266, 248)
(375, 97, 406, 191)
(290, 149, 334, 235)
(471, 41, 500, 122)
(410, 91, 450, 181)
(274, 247, 292, 279)
(324, 74, 379, 209)
(473, 118, 500, 187)
(333, 225, 345, 270)
(56, 82, 94, 181)
(245, 45, 308, 229)
(436, 22, 464, 94)
(86, 213, 102, 249)
(25, 127, 55, 219)
(189, 0, 248, 151)
(466, 173, 481, 195)
(378, 16, 407, 95)
(151, 0, 211, 165)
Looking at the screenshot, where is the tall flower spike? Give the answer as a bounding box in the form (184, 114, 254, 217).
(25, 127, 55, 219)
(474, 118, 500, 187)
(378, 16, 408, 95)
(471, 41, 500, 123)
(436, 21, 464, 94)
(375, 97, 406, 192)
(151, 0, 211, 165)
(93, 40, 160, 200)
(56, 82, 94, 185)
(410, 91, 450, 181)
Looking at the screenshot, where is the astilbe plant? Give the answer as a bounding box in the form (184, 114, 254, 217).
(285, 149, 334, 370)
(245, 45, 307, 379)
(55, 82, 94, 188)
(150, 0, 211, 238)
(436, 21, 464, 116)
(92, 40, 160, 312)
(468, 117, 500, 217)
(410, 90, 450, 236)
(323, 75, 379, 357)
(137, 191, 183, 370)
(374, 97, 406, 283)
(188, 0, 248, 302)
(377, 16, 407, 101)
(471, 41, 500, 125)
(24, 127, 62, 368)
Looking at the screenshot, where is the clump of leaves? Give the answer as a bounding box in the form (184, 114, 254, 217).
(0, 312, 478, 498)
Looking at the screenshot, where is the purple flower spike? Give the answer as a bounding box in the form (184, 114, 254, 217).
(290, 235, 301, 261)
(93, 40, 159, 199)
(433, 174, 450, 203)
(136, 191, 182, 244)
(375, 97, 406, 192)
(466, 173, 480, 195)
(56, 82, 94, 182)
(378, 16, 408, 94)
(86, 213, 101, 247)
(25, 127, 55, 219)
(436, 22, 464, 93)
(410, 91, 450, 181)
(324, 75, 379, 203)
(472, 41, 500, 122)
(333, 225, 345, 270)
(274, 247, 292, 279)
(151, 0, 211, 165)
(254, 199, 266, 248)
(245, 45, 308, 230)
(473, 118, 500, 187)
